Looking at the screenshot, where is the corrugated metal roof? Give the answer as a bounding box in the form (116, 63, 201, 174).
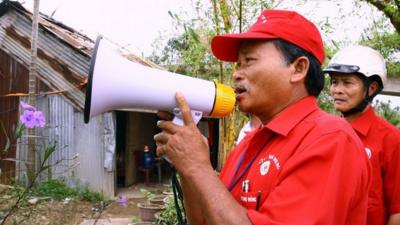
(0, 0, 162, 111)
(0, 1, 91, 110)
(0, 1, 93, 56)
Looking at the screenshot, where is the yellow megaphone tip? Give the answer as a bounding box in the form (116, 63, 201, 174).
(210, 82, 236, 117)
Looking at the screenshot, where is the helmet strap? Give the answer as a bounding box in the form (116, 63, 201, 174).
(342, 98, 369, 117)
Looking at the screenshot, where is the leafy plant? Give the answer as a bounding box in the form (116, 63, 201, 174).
(30, 179, 103, 202)
(317, 78, 338, 114)
(0, 101, 81, 225)
(155, 195, 182, 225)
(31, 179, 75, 200)
(78, 187, 104, 202)
(130, 216, 140, 223)
(374, 99, 400, 127)
(139, 188, 155, 199)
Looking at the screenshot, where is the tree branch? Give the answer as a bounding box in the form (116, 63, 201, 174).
(363, 0, 400, 33)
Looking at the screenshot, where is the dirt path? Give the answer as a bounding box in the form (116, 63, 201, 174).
(0, 183, 167, 225)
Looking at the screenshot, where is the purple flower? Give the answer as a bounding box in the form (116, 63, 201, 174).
(19, 105, 46, 129)
(119, 195, 127, 207)
(20, 110, 36, 128)
(33, 111, 45, 128)
(20, 101, 36, 111)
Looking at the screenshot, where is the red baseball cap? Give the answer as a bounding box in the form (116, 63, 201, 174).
(211, 10, 325, 64)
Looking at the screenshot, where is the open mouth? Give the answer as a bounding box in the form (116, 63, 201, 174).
(234, 84, 247, 96)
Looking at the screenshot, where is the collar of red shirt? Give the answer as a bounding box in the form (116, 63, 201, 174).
(261, 96, 319, 136)
(350, 105, 376, 137)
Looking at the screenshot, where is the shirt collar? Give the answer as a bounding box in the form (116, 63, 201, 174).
(351, 105, 376, 137)
(264, 96, 319, 136)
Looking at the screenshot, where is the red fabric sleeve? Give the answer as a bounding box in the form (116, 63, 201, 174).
(383, 138, 400, 214)
(246, 132, 370, 225)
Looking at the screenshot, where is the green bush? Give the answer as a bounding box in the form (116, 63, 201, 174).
(77, 186, 104, 202)
(374, 100, 400, 128)
(155, 195, 182, 225)
(30, 179, 103, 202)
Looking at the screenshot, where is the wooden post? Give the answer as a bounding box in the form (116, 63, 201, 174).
(27, 0, 40, 185)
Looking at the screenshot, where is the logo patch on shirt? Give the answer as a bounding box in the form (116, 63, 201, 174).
(259, 154, 280, 176)
(260, 161, 270, 175)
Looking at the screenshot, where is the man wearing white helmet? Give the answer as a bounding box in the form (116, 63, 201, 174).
(324, 45, 400, 225)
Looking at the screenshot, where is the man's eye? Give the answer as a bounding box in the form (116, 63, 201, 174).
(235, 63, 241, 69)
(344, 81, 352, 85)
(246, 58, 255, 62)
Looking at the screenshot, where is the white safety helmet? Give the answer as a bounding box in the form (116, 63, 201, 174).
(324, 45, 387, 90)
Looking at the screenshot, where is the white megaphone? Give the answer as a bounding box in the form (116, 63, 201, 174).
(84, 36, 236, 124)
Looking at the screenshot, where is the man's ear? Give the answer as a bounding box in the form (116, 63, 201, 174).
(368, 81, 379, 97)
(290, 56, 309, 83)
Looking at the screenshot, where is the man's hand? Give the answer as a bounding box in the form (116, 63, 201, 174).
(153, 92, 211, 177)
(388, 213, 400, 225)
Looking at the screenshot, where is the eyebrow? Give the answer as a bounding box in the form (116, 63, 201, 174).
(333, 77, 356, 82)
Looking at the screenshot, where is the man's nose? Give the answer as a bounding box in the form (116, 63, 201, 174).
(232, 68, 244, 81)
(331, 84, 344, 94)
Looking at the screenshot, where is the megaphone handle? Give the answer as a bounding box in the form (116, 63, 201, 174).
(162, 109, 203, 163)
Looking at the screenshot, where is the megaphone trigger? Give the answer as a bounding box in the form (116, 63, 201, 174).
(171, 108, 203, 126)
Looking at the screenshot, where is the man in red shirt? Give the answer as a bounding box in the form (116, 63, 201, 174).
(154, 10, 371, 224)
(325, 45, 400, 225)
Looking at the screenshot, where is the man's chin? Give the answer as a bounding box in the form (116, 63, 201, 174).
(237, 103, 251, 113)
(335, 106, 349, 113)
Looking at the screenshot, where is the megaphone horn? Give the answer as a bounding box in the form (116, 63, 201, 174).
(84, 36, 235, 124)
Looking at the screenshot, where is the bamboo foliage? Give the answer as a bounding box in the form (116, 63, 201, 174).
(210, 0, 247, 168)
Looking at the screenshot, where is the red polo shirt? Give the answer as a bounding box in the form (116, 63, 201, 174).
(220, 96, 371, 225)
(351, 106, 400, 225)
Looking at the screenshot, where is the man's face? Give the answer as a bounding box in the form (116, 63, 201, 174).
(234, 40, 293, 121)
(329, 73, 366, 112)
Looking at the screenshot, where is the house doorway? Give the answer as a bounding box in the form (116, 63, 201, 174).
(114, 110, 220, 193)
(115, 111, 169, 189)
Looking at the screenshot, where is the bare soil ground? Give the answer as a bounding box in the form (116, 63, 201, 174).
(0, 183, 165, 225)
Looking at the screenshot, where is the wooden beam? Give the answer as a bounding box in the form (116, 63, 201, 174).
(382, 77, 400, 97)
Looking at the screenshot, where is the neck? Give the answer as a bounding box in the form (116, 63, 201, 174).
(343, 104, 370, 123)
(258, 92, 309, 124)
(344, 112, 361, 123)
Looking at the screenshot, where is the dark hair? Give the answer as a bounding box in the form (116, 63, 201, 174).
(271, 39, 324, 97)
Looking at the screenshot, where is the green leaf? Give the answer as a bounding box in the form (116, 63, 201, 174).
(39, 165, 51, 173)
(43, 145, 57, 162)
(187, 27, 200, 43)
(14, 123, 25, 140)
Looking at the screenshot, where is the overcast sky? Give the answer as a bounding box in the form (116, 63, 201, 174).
(18, 0, 193, 56)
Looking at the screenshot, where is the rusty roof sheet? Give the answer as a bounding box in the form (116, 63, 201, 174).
(0, 0, 163, 111)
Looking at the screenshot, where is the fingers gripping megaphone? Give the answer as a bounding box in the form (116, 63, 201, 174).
(84, 36, 236, 125)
